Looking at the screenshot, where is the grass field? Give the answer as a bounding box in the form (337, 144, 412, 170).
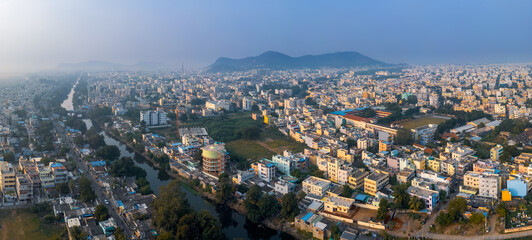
(0, 209, 66, 240)
(225, 139, 276, 160)
(399, 117, 447, 129)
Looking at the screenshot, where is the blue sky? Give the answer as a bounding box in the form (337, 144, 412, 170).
(0, 0, 531, 72)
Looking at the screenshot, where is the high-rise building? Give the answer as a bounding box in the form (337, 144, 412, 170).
(202, 144, 226, 176)
(140, 110, 168, 126)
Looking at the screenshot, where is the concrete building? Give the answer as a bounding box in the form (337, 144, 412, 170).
(407, 186, 439, 211)
(324, 195, 354, 215)
(364, 171, 389, 196)
(490, 144, 503, 162)
(348, 169, 369, 189)
(507, 175, 530, 198)
(0, 161, 16, 194)
(302, 176, 332, 197)
(479, 173, 499, 199)
(201, 144, 226, 176)
(257, 161, 276, 182)
(16, 174, 33, 203)
(140, 110, 168, 126)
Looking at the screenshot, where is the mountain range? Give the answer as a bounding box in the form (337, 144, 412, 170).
(206, 51, 391, 72)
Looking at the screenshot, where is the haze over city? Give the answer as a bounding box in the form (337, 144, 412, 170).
(1, 0, 532, 75)
(2, 1, 532, 240)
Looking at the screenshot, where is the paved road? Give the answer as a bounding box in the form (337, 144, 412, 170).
(55, 120, 133, 238)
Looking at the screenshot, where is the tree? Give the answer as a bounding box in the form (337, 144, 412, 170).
(407, 95, 418, 105)
(439, 190, 447, 201)
(395, 128, 414, 145)
(392, 184, 410, 209)
(376, 198, 390, 220)
(496, 203, 508, 217)
(70, 226, 87, 240)
(244, 185, 279, 223)
(469, 212, 485, 224)
(96, 145, 121, 161)
(281, 192, 299, 221)
(215, 173, 234, 204)
(79, 176, 96, 203)
(114, 228, 126, 240)
(305, 97, 317, 106)
(94, 204, 110, 221)
(340, 185, 354, 197)
(409, 196, 425, 211)
(56, 182, 70, 195)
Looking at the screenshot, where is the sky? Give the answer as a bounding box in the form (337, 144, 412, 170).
(0, 0, 531, 73)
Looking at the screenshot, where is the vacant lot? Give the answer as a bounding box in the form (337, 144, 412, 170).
(225, 139, 275, 160)
(399, 117, 447, 129)
(0, 209, 66, 240)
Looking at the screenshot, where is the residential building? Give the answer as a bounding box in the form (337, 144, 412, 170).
(140, 110, 168, 126)
(407, 186, 439, 211)
(490, 144, 503, 162)
(364, 171, 389, 196)
(348, 169, 369, 189)
(479, 173, 499, 199)
(302, 176, 332, 197)
(201, 144, 226, 176)
(257, 161, 276, 182)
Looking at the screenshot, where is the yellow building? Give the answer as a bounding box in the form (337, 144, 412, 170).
(0, 162, 16, 193)
(324, 196, 354, 215)
(264, 115, 269, 124)
(348, 169, 369, 189)
(427, 158, 441, 172)
(501, 189, 512, 202)
(379, 141, 391, 153)
(364, 171, 389, 196)
(413, 158, 426, 171)
(464, 171, 480, 189)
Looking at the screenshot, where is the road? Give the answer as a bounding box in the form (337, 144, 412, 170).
(55, 120, 133, 238)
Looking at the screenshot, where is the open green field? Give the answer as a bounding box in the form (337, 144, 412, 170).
(399, 117, 447, 129)
(182, 112, 307, 161)
(0, 209, 66, 240)
(225, 139, 276, 160)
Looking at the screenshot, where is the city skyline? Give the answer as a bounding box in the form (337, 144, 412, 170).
(1, 0, 532, 74)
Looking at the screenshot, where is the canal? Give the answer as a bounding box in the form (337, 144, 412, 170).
(80, 119, 292, 239)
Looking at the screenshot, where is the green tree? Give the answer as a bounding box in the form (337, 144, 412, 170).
(56, 182, 70, 195)
(215, 173, 234, 204)
(96, 145, 121, 161)
(3, 152, 15, 162)
(469, 212, 485, 224)
(114, 228, 126, 240)
(281, 192, 299, 221)
(70, 226, 87, 240)
(94, 204, 110, 221)
(376, 198, 390, 220)
(79, 176, 96, 203)
(340, 185, 354, 197)
(395, 128, 414, 145)
(392, 184, 410, 209)
(409, 196, 425, 211)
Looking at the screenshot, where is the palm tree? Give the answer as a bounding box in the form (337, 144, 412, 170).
(409, 196, 424, 211)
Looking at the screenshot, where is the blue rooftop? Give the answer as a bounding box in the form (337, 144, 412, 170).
(330, 109, 354, 116)
(90, 161, 106, 167)
(355, 193, 369, 202)
(266, 163, 275, 168)
(302, 212, 314, 222)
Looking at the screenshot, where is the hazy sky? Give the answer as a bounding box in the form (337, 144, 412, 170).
(1, 0, 531, 73)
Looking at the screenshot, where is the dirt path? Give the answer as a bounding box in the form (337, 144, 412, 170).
(254, 140, 283, 154)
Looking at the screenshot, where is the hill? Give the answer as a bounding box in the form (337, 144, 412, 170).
(207, 51, 391, 72)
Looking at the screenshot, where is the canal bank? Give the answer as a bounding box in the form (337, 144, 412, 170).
(95, 120, 295, 239)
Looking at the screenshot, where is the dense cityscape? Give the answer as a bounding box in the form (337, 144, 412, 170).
(0, 62, 531, 240)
